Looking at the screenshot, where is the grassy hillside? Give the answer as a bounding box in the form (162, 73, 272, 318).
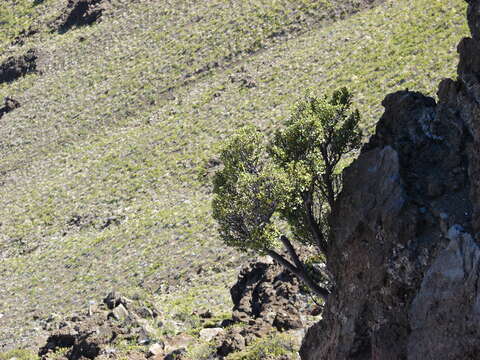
(0, 0, 468, 353)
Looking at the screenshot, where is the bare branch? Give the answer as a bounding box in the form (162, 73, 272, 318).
(266, 248, 329, 300)
(302, 192, 328, 254)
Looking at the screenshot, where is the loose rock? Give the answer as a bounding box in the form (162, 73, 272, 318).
(148, 343, 164, 357)
(217, 328, 246, 357)
(111, 304, 129, 321)
(0, 97, 20, 119)
(199, 328, 223, 342)
(0, 49, 38, 84)
(53, 0, 108, 33)
(163, 348, 187, 360)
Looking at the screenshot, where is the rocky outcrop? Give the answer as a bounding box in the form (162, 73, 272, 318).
(35, 260, 315, 360)
(0, 49, 38, 84)
(300, 0, 480, 358)
(0, 97, 20, 119)
(38, 292, 159, 360)
(215, 256, 317, 357)
(231, 256, 307, 331)
(53, 0, 108, 33)
(408, 226, 480, 359)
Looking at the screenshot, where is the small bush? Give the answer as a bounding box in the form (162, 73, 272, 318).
(0, 349, 38, 360)
(212, 88, 362, 298)
(227, 332, 299, 360)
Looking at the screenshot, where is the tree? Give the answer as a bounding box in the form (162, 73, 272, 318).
(212, 88, 362, 299)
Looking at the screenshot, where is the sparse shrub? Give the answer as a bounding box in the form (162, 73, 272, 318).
(0, 349, 38, 360)
(212, 88, 362, 299)
(226, 332, 299, 360)
(43, 347, 70, 360)
(186, 343, 218, 360)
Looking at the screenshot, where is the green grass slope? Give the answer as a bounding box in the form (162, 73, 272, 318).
(0, 0, 468, 351)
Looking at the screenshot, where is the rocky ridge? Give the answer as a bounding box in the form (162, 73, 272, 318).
(301, 0, 480, 358)
(35, 258, 317, 359)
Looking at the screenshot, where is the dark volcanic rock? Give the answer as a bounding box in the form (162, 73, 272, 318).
(103, 290, 125, 310)
(0, 97, 20, 119)
(38, 316, 110, 360)
(164, 348, 187, 360)
(53, 0, 108, 33)
(0, 49, 38, 84)
(217, 327, 246, 357)
(37, 292, 157, 360)
(301, 1, 480, 358)
(408, 226, 480, 359)
(215, 256, 315, 357)
(230, 257, 306, 331)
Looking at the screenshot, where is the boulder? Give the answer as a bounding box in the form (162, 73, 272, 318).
(103, 290, 131, 310)
(199, 328, 224, 342)
(164, 348, 187, 360)
(216, 328, 246, 357)
(0, 97, 20, 119)
(0, 49, 37, 84)
(148, 343, 164, 357)
(137, 306, 155, 319)
(111, 304, 129, 321)
(52, 0, 108, 33)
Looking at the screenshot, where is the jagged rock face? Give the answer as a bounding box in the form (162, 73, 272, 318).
(300, 1, 480, 358)
(230, 257, 308, 331)
(446, 31, 480, 236)
(408, 226, 480, 359)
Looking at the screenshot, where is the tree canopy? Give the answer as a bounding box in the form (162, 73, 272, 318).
(212, 88, 362, 299)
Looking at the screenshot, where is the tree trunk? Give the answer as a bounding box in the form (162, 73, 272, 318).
(266, 248, 329, 300)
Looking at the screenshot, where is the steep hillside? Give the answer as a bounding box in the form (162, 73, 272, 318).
(0, 0, 468, 354)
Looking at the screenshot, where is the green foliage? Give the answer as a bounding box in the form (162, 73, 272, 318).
(270, 88, 361, 173)
(0, 1, 36, 50)
(186, 343, 218, 360)
(213, 126, 292, 252)
(43, 347, 70, 360)
(0, 349, 38, 360)
(0, 0, 468, 346)
(212, 88, 361, 256)
(269, 89, 362, 246)
(226, 332, 298, 360)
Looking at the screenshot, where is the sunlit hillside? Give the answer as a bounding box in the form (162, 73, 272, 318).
(0, 0, 468, 354)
